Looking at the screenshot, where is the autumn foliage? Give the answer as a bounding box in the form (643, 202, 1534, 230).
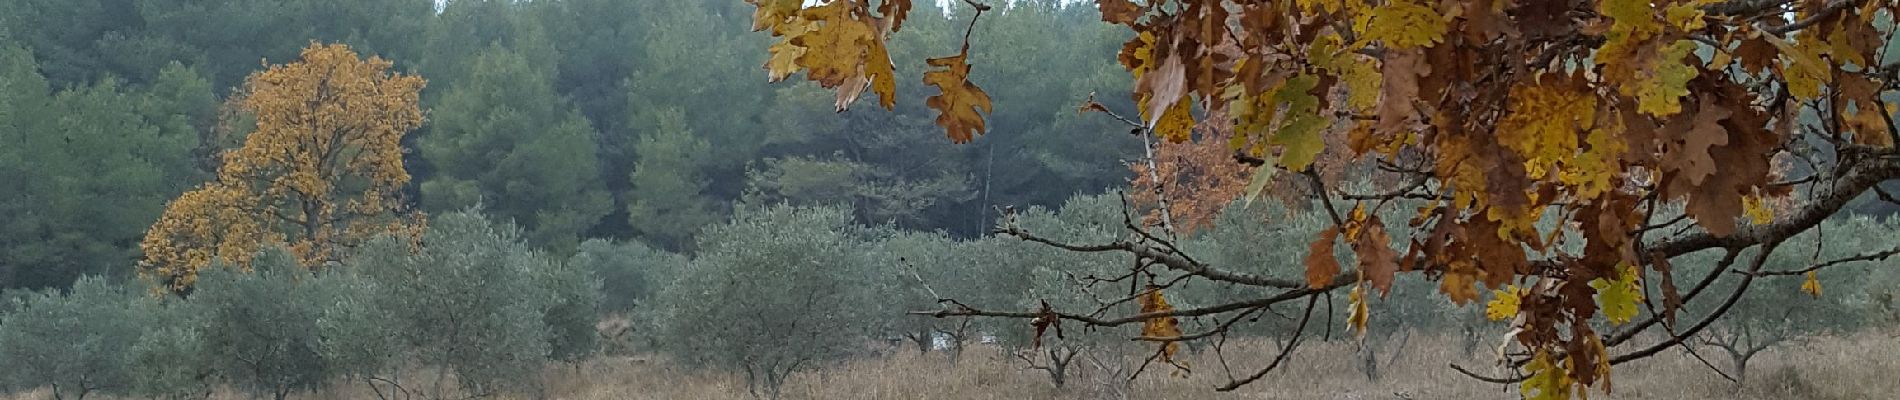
(744, 0, 1900, 397)
(140, 43, 425, 293)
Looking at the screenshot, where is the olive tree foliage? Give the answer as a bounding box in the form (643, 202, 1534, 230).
(126, 300, 213, 400)
(190, 250, 329, 400)
(865, 230, 964, 355)
(349, 211, 591, 398)
(652, 205, 877, 400)
(0, 276, 150, 400)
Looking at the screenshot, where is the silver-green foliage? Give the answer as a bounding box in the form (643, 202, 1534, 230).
(191, 251, 328, 400)
(352, 211, 563, 397)
(0, 276, 148, 399)
(653, 205, 875, 398)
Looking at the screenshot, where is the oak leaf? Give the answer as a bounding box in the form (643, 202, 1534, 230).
(1347, 284, 1371, 338)
(1363, 0, 1446, 49)
(922, 49, 993, 143)
(1268, 74, 1326, 171)
(1589, 264, 1643, 325)
(1306, 227, 1343, 289)
(1354, 218, 1401, 295)
(1096, 0, 1143, 25)
(878, 0, 913, 32)
(1138, 287, 1184, 362)
(1153, 98, 1195, 143)
(1485, 285, 1523, 321)
(1801, 271, 1823, 298)
(1523, 350, 1575, 400)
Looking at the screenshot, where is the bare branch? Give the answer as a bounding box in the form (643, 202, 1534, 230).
(1215, 295, 1321, 391)
(1449, 362, 1524, 384)
(1746, 243, 1900, 277)
(1764, 0, 1869, 35)
(1613, 241, 1780, 365)
(913, 273, 1355, 327)
(993, 225, 1313, 289)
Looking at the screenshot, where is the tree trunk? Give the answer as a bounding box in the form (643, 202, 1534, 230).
(907, 331, 932, 354)
(1360, 342, 1382, 381)
(1045, 348, 1075, 389)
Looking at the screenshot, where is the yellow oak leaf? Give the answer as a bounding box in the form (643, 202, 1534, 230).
(1742, 193, 1774, 225)
(863, 35, 897, 110)
(748, 0, 804, 32)
(1362, 0, 1446, 49)
(1485, 285, 1523, 321)
(763, 21, 813, 82)
(1560, 124, 1627, 200)
(1138, 286, 1184, 362)
(791, 2, 874, 88)
(1268, 74, 1326, 171)
(1347, 284, 1371, 338)
(1152, 97, 1195, 143)
(1589, 264, 1644, 325)
(1629, 40, 1700, 117)
(922, 50, 993, 143)
(1524, 349, 1575, 400)
(1499, 76, 1595, 179)
(1767, 35, 1831, 100)
(1662, 2, 1706, 31)
(1296, 0, 1345, 14)
(1311, 32, 1381, 113)
(1801, 271, 1823, 298)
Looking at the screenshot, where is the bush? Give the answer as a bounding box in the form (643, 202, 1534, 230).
(0, 276, 147, 400)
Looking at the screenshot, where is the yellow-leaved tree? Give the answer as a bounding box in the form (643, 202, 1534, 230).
(140, 43, 426, 293)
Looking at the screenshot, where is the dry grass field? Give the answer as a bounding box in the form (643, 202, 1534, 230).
(9, 332, 1897, 400)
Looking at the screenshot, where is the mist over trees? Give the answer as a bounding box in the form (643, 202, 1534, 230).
(3, 0, 1900, 399)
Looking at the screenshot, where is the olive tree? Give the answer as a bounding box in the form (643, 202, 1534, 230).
(868, 230, 987, 358)
(0, 276, 147, 400)
(352, 211, 560, 398)
(982, 193, 1153, 392)
(191, 251, 329, 400)
(126, 291, 222, 400)
(652, 205, 876, 399)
